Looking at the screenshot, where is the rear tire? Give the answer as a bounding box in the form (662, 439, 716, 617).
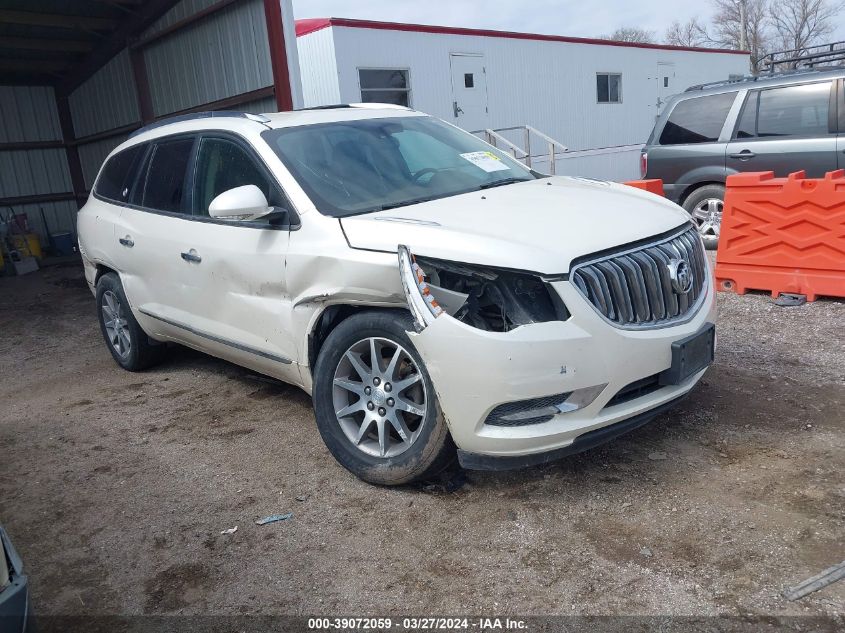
(313, 310, 455, 486)
(682, 184, 724, 250)
(95, 272, 166, 371)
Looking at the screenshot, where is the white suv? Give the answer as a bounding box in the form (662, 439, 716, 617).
(78, 105, 716, 485)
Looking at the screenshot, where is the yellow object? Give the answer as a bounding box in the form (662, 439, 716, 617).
(11, 233, 42, 260)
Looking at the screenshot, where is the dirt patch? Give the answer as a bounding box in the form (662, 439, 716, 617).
(0, 262, 842, 617)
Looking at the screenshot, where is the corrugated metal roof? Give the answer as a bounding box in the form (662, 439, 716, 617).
(0, 149, 71, 197)
(143, 0, 221, 38)
(68, 49, 140, 138)
(240, 94, 278, 114)
(144, 0, 273, 117)
(0, 86, 62, 143)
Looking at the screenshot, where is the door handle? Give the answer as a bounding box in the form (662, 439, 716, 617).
(453, 101, 463, 117)
(118, 236, 134, 248)
(729, 150, 756, 160)
(180, 249, 201, 263)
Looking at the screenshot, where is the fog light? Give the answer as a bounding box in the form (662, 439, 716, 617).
(486, 384, 607, 427)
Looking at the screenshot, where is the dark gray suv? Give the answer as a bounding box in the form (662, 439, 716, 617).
(643, 68, 845, 248)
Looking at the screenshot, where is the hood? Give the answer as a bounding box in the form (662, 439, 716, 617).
(339, 176, 690, 274)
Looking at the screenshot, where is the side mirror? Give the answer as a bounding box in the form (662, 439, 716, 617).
(208, 185, 272, 220)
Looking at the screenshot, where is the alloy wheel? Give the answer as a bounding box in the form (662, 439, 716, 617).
(332, 337, 427, 458)
(691, 197, 722, 243)
(101, 290, 131, 359)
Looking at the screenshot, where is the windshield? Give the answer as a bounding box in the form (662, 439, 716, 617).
(262, 115, 535, 217)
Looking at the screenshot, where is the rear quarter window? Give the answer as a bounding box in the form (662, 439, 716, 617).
(94, 144, 145, 203)
(659, 92, 737, 145)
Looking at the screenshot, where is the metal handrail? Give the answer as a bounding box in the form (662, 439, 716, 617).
(472, 125, 569, 174)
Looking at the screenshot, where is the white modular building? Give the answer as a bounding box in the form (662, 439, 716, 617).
(295, 18, 750, 179)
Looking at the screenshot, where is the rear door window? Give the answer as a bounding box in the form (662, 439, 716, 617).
(659, 92, 737, 145)
(95, 144, 145, 203)
(756, 82, 831, 138)
(139, 137, 195, 213)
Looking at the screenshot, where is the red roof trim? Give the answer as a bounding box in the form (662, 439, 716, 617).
(294, 17, 751, 56)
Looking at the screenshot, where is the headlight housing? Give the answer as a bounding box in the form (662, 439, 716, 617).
(398, 245, 569, 332)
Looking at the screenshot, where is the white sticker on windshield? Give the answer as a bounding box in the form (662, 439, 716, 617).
(459, 151, 510, 173)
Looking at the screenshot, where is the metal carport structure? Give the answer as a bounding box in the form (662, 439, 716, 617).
(0, 0, 301, 247)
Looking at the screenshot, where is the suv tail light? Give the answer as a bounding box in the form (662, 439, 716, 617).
(640, 152, 648, 179)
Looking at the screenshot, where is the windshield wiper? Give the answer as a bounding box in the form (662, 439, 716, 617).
(478, 177, 531, 190)
(377, 196, 442, 211)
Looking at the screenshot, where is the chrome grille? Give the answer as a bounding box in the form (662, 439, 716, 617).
(571, 225, 707, 328)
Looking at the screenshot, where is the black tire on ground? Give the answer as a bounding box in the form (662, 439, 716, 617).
(682, 183, 725, 250)
(312, 310, 456, 486)
(95, 272, 166, 371)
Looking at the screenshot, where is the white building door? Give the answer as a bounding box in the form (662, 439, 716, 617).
(449, 54, 489, 132)
(656, 62, 676, 115)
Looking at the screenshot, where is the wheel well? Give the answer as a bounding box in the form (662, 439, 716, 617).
(307, 305, 409, 370)
(678, 181, 725, 206)
(94, 264, 118, 286)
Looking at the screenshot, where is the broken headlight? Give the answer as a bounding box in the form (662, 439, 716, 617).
(398, 245, 569, 332)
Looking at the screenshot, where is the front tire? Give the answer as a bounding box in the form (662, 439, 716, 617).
(95, 272, 165, 371)
(313, 310, 455, 486)
(682, 184, 724, 250)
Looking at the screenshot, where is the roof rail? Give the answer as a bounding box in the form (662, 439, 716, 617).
(296, 103, 354, 110)
(685, 64, 845, 92)
(760, 41, 845, 73)
(128, 111, 271, 139)
(296, 103, 412, 111)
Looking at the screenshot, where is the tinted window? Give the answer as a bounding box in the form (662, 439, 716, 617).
(734, 91, 758, 139)
(140, 138, 194, 213)
(193, 138, 274, 216)
(659, 92, 736, 145)
(597, 73, 622, 103)
(95, 144, 144, 202)
(756, 82, 831, 138)
(359, 69, 410, 107)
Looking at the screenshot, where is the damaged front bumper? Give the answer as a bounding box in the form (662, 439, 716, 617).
(401, 253, 717, 469)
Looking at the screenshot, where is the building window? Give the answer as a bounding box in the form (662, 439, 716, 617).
(359, 68, 411, 107)
(464, 73, 474, 88)
(597, 73, 622, 103)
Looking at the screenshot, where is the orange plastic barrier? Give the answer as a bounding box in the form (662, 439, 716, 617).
(715, 170, 845, 301)
(623, 179, 664, 196)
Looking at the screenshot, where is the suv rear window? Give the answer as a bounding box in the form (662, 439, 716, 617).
(139, 138, 194, 213)
(94, 144, 144, 202)
(659, 92, 737, 145)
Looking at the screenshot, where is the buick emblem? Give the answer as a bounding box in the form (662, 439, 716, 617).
(372, 388, 386, 406)
(668, 259, 693, 295)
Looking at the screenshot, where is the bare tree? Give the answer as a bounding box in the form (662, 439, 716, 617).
(710, 0, 773, 71)
(601, 27, 657, 43)
(768, 0, 843, 53)
(665, 17, 711, 46)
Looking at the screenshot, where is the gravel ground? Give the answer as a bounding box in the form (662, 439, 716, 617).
(0, 257, 842, 623)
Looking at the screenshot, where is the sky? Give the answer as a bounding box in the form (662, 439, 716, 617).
(292, 0, 845, 46)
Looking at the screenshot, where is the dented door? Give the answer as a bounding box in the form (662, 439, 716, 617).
(169, 220, 294, 375)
